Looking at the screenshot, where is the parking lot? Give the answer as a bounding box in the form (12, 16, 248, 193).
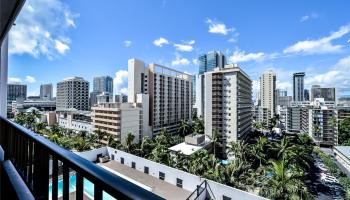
(311, 153, 345, 200)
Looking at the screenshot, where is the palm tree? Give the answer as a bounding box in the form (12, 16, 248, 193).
(193, 118, 204, 134)
(140, 136, 155, 157)
(227, 140, 249, 161)
(260, 159, 310, 199)
(189, 150, 211, 175)
(124, 132, 135, 153)
(149, 144, 170, 165)
(107, 134, 117, 148)
(94, 129, 107, 144)
(251, 136, 269, 167)
(207, 129, 221, 157)
(179, 119, 190, 136)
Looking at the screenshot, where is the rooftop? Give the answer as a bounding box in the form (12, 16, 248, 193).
(169, 136, 211, 156)
(99, 161, 192, 200)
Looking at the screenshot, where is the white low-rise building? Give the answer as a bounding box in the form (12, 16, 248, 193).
(57, 110, 92, 132)
(77, 147, 266, 200)
(168, 134, 211, 156)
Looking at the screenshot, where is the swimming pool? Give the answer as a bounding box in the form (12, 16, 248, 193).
(49, 174, 116, 200)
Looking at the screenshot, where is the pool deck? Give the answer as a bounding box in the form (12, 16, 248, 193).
(99, 161, 192, 200)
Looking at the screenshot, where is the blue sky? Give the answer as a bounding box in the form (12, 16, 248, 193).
(8, 0, 350, 98)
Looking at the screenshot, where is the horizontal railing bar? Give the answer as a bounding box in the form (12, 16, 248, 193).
(0, 116, 164, 200)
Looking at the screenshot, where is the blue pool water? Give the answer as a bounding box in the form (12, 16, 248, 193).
(49, 174, 116, 200)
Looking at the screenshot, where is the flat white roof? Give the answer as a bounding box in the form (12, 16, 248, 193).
(168, 137, 211, 156)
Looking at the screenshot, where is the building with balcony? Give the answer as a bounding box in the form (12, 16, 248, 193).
(307, 98, 338, 146)
(203, 65, 252, 158)
(56, 77, 89, 111)
(260, 70, 276, 118)
(128, 58, 192, 135)
(196, 51, 226, 117)
(253, 105, 271, 128)
(91, 100, 151, 144)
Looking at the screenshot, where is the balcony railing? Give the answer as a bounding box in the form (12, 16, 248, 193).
(0, 116, 164, 200)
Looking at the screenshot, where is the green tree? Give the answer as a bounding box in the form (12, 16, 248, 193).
(260, 160, 311, 199)
(140, 136, 155, 157)
(339, 118, 350, 145)
(179, 119, 191, 136)
(251, 136, 269, 167)
(124, 132, 135, 153)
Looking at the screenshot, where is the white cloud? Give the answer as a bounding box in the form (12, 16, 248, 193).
(174, 40, 195, 52)
(124, 40, 132, 47)
(300, 13, 318, 22)
(113, 70, 128, 95)
(153, 37, 169, 47)
(305, 55, 350, 94)
(55, 39, 70, 54)
(283, 24, 350, 55)
(171, 55, 190, 66)
(206, 19, 234, 35)
(192, 58, 199, 66)
(276, 81, 292, 91)
(8, 77, 22, 84)
(229, 49, 265, 63)
(25, 75, 36, 83)
(9, 0, 77, 59)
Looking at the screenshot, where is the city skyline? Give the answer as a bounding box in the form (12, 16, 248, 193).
(7, 0, 350, 98)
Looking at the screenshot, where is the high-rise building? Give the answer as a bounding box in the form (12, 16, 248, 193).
(293, 72, 305, 101)
(197, 51, 226, 117)
(276, 89, 287, 97)
(308, 98, 338, 146)
(56, 77, 89, 111)
(304, 89, 310, 101)
(198, 51, 226, 75)
(253, 106, 271, 128)
(90, 76, 114, 108)
(40, 83, 53, 100)
(260, 70, 276, 118)
(310, 85, 336, 102)
(128, 58, 192, 135)
(7, 83, 27, 103)
(203, 65, 252, 158)
(93, 76, 113, 93)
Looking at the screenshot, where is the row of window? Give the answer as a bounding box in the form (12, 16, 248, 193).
(118, 157, 183, 188)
